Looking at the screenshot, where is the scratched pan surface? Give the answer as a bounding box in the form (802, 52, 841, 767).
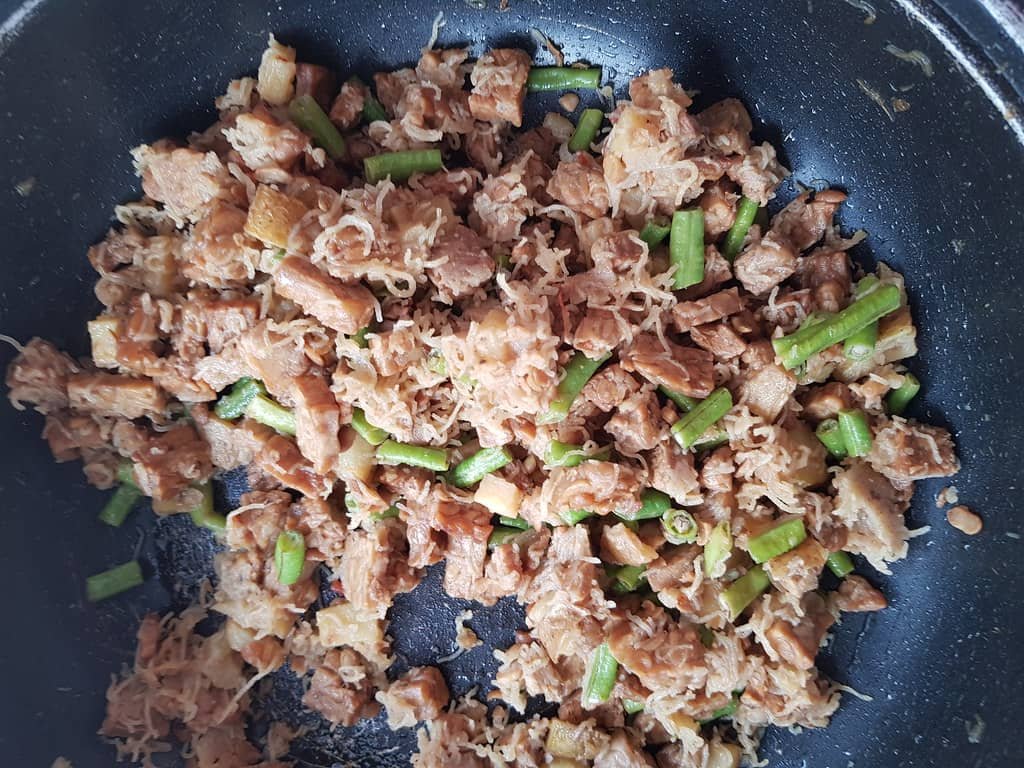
(0, 0, 1022, 766)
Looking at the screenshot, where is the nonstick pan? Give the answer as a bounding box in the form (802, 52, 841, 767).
(1, 1, 1022, 766)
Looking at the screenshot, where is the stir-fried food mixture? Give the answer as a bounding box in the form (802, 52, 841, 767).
(7, 31, 962, 768)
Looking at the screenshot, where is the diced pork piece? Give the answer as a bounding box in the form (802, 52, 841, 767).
(294, 63, 337, 111)
(762, 593, 835, 671)
(302, 649, 380, 726)
(762, 538, 828, 596)
(697, 98, 752, 155)
(376, 666, 450, 730)
(831, 574, 888, 613)
(274, 255, 376, 334)
(832, 460, 911, 570)
(443, 532, 490, 602)
(601, 523, 659, 566)
(182, 202, 259, 288)
(330, 78, 368, 129)
(42, 411, 111, 462)
(628, 68, 693, 110)
(619, 333, 714, 399)
(292, 374, 340, 475)
(129, 424, 213, 501)
(471, 152, 538, 243)
(734, 232, 797, 296)
(689, 322, 747, 360)
(580, 364, 641, 413)
(647, 443, 701, 506)
(773, 190, 845, 252)
(740, 363, 797, 422)
(251, 425, 332, 498)
(428, 224, 495, 304)
(796, 249, 852, 313)
(191, 404, 262, 470)
(800, 382, 853, 422)
(223, 109, 309, 174)
(468, 49, 532, 127)
(607, 607, 707, 692)
(538, 462, 645, 523)
(673, 288, 744, 332)
(868, 418, 959, 483)
(605, 389, 663, 455)
(493, 639, 573, 712)
(698, 181, 739, 238)
(725, 141, 788, 205)
(66, 373, 167, 419)
(546, 153, 611, 220)
(257, 34, 296, 107)
(571, 308, 628, 360)
(195, 294, 261, 356)
(133, 141, 243, 225)
(341, 519, 420, 612)
(225, 490, 291, 553)
(6, 338, 79, 413)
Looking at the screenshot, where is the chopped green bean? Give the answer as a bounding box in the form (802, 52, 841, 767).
(350, 326, 371, 349)
(289, 94, 347, 159)
(704, 521, 732, 575)
(545, 440, 610, 467)
(721, 566, 771, 620)
(826, 551, 855, 578)
(659, 385, 699, 412)
(623, 699, 645, 715)
(854, 274, 880, 299)
(377, 439, 450, 471)
(189, 482, 227, 534)
(215, 377, 265, 420)
(608, 564, 648, 594)
(616, 488, 673, 522)
(582, 643, 618, 706)
(561, 509, 593, 526)
(815, 418, 848, 459)
(886, 372, 921, 415)
(538, 351, 610, 424)
(662, 508, 698, 545)
(98, 484, 142, 527)
(351, 407, 388, 446)
(837, 409, 873, 457)
(426, 350, 447, 375)
(698, 625, 716, 647)
(370, 505, 401, 522)
(691, 425, 729, 452)
(640, 220, 672, 250)
(364, 149, 443, 184)
(245, 393, 296, 436)
(527, 66, 601, 91)
(488, 525, 526, 549)
(347, 77, 389, 124)
(720, 197, 759, 261)
(748, 519, 807, 563)
(86, 560, 144, 602)
(116, 460, 137, 487)
(568, 108, 604, 152)
(274, 530, 306, 586)
(843, 320, 878, 361)
(450, 446, 513, 488)
(671, 387, 733, 451)
(498, 515, 530, 530)
(669, 209, 705, 290)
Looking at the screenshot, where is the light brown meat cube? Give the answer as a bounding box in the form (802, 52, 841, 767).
(546, 153, 610, 220)
(469, 48, 532, 127)
(673, 288, 744, 332)
(273, 255, 375, 334)
(832, 460, 910, 570)
(6, 338, 80, 413)
(831, 574, 888, 612)
(739, 363, 797, 422)
(134, 141, 242, 224)
(130, 424, 213, 501)
(763, 538, 828, 596)
(376, 666, 450, 729)
(244, 185, 309, 249)
(67, 373, 167, 419)
(427, 224, 494, 304)
(251, 426, 332, 498)
(689, 322, 747, 361)
(293, 375, 340, 475)
(330, 78, 368, 129)
(295, 62, 338, 111)
(619, 333, 714, 399)
(697, 98, 753, 155)
(800, 382, 853, 422)
(734, 231, 797, 296)
(868, 418, 959, 483)
(191, 404, 262, 470)
(600, 523, 658, 566)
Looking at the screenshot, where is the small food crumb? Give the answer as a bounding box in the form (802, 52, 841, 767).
(935, 485, 959, 508)
(15, 176, 36, 197)
(966, 713, 986, 744)
(559, 92, 580, 112)
(51, 759, 73, 768)
(454, 609, 481, 650)
(891, 98, 910, 113)
(946, 505, 982, 536)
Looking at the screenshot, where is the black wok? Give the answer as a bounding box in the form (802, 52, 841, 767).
(0, 1, 1022, 766)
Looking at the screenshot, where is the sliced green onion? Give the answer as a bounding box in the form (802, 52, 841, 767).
(659, 385, 700, 413)
(86, 560, 144, 602)
(721, 566, 771, 620)
(98, 484, 142, 527)
(538, 351, 610, 424)
(527, 66, 601, 91)
(350, 326, 371, 349)
(623, 699, 645, 715)
(608, 564, 648, 594)
(837, 409, 873, 458)
(498, 515, 530, 531)
(671, 387, 733, 451)
(245, 393, 297, 436)
(370, 505, 401, 522)
(720, 196, 759, 261)
(701, 692, 741, 723)
(843, 320, 878, 361)
(669, 209, 705, 290)
(886, 372, 921, 415)
(450, 446, 513, 488)
(351, 407, 388, 446)
(568, 108, 603, 152)
(662, 508, 698, 545)
(545, 440, 609, 468)
(189, 482, 227, 534)
(640, 220, 672, 250)
(561, 509, 593, 526)
(747, 519, 806, 563)
(289, 94, 347, 159)
(815, 418, 848, 459)
(215, 377, 265, 420)
(274, 530, 306, 586)
(772, 284, 901, 370)
(426, 350, 447, 375)
(377, 439, 449, 471)
(364, 149, 443, 184)
(617, 488, 673, 522)
(703, 521, 732, 575)
(581, 643, 618, 707)
(826, 551, 855, 578)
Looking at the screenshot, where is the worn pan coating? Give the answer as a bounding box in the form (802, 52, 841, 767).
(0, 1, 1022, 766)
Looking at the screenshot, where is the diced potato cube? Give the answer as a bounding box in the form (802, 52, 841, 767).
(87, 316, 120, 369)
(545, 719, 584, 759)
(337, 427, 375, 484)
(662, 710, 700, 740)
(244, 185, 308, 249)
(317, 602, 384, 651)
(707, 742, 742, 768)
(474, 474, 522, 518)
(256, 34, 296, 106)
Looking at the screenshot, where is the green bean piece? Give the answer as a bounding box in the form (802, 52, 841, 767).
(538, 351, 611, 424)
(826, 551, 856, 578)
(640, 220, 672, 250)
(274, 530, 306, 586)
(245, 393, 297, 436)
(623, 699, 645, 715)
(815, 418, 848, 459)
(288, 94, 347, 159)
(214, 377, 265, 420)
(426, 350, 447, 375)
(747, 519, 807, 564)
(886, 372, 921, 415)
(703, 521, 732, 575)
(837, 409, 873, 457)
(720, 196, 759, 262)
(98, 484, 142, 527)
(669, 209, 705, 290)
(370, 505, 401, 522)
(498, 515, 530, 531)
(488, 525, 526, 549)
(691, 425, 729, 452)
(608, 564, 648, 594)
(615, 488, 673, 522)
(526, 66, 602, 91)
(545, 440, 610, 467)
(351, 407, 388, 446)
(772, 284, 901, 370)
(568, 108, 604, 152)
(582, 643, 619, 706)
(364, 149, 443, 184)
(698, 625, 716, 647)
(561, 509, 593, 526)
(86, 560, 144, 602)
(450, 446, 513, 488)
(671, 387, 733, 450)
(662, 508, 698, 545)
(701, 692, 741, 723)
(350, 326, 371, 348)
(116, 460, 137, 487)
(843, 320, 878, 361)
(189, 482, 227, 534)
(377, 439, 450, 471)
(659, 385, 699, 412)
(347, 77, 389, 124)
(721, 566, 771, 620)
(854, 274, 880, 299)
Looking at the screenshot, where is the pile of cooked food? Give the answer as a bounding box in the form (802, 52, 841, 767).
(6, 30, 961, 768)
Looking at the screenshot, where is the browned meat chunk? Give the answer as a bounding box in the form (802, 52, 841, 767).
(250, 425, 332, 498)
(134, 141, 243, 224)
(725, 142, 788, 205)
(442, 532, 490, 602)
(600, 523, 659, 566)
(607, 607, 706, 692)
(42, 411, 111, 463)
(182, 202, 257, 289)
(224, 109, 309, 173)
(428, 224, 494, 304)
(294, 62, 338, 110)
(274, 255, 376, 334)
(740, 363, 797, 422)
(376, 666, 450, 729)
(303, 648, 380, 726)
(535, 462, 645, 524)
(619, 333, 714, 399)
(341, 519, 420, 612)
(800, 382, 853, 422)
(868, 419, 959, 483)
(471, 153, 538, 243)
(832, 575, 888, 613)
(672, 288, 744, 332)
(66, 373, 167, 419)
(468, 49, 531, 127)
(579, 364, 640, 414)
(129, 424, 213, 501)
(797, 250, 852, 313)
(572, 308, 629, 359)
(762, 537, 828, 596)
(699, 181, 739, 237)
(330, 78, 368, 129)
(605, 389, 663, 454)
(763, 593, 835, 671)
(6, 338, 79, 413)
(833, 460, 911, 570)
(689, 322, 747, 360)
(546, 153, 611, 219)
(292, 374, 340, 475)
(697, 98, 752, 155)
(647, 443, 701, 505)
(734, 232, 797, 296)
(773, 190, 845, 252)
